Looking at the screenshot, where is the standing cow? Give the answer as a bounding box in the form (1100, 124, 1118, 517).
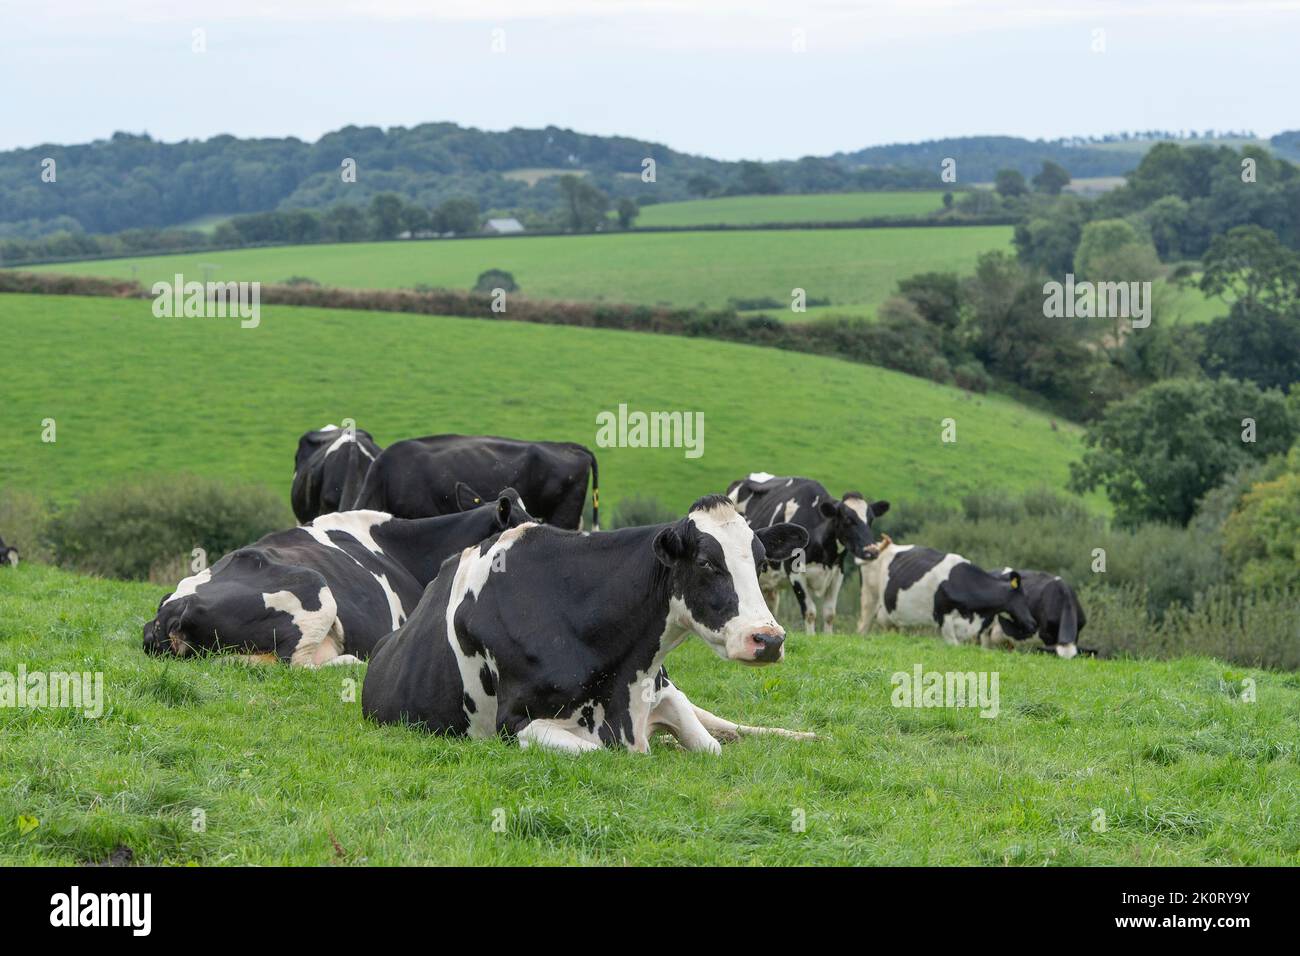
(143, 491, 533, 666)
(0, 536, 18, 567)
(727, 473, 889, 635)
(352, 434, 600, 530)
(363, 495, 815, 754)
(985, 569, 1087, 659)
(291, 424, 382, 523)
(857, 535, 1037, 645)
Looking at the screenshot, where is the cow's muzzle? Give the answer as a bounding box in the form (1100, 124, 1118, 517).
(745, 627, 785, 664)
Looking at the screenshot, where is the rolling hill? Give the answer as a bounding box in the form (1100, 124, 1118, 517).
(1, 292, 1093, 514)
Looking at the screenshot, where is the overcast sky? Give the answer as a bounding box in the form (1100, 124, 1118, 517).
(4, 0, 1297, 158)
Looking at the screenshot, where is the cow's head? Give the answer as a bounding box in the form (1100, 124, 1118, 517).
(456, 483, 534, 527)
(654, 495, 807, 665)
(991, 570, 1037, 638)
(821, 493, 889, 561)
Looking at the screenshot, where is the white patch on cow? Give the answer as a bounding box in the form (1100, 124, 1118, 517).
(647, 680, 721, 754)
(325, 428, 376, 461)
(517, 720, 601, 754)
(371, 571, 406, 630)
(748, 471, 775, 483)
(684, 502, 781, 661)
(305, 510, 390, 556)
(940, 609, 985, 645)
(779, 499, 799, 524)
(444, 523, 536, 737)
(844, 497, 868, 522)
(261, 586, 340, 666)
(6, 551, 19, 567)
(162, 567, 212, 606)
(1056, 642, 1079, 659)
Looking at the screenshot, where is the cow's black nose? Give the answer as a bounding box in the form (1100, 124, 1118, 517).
(750, 631, 785, 662)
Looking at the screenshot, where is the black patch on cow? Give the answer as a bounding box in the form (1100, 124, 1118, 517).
(479, 662, 497, 696)
(883, 547, 946, 613)
(462, 692, 477, 714)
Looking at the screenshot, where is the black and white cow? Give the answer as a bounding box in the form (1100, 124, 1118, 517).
(857, 535, 1037, 645)
(726, 473, 889, 635)
(352, 434, 599, 530)
(0, 535, 18, 568)
(142, 489, 533, 667)
(362, 495, 815, 755)
(291, 424, 383, 523)
(985, 569, 1087, 659)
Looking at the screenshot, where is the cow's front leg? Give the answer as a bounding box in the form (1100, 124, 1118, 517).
(517, 719, 602, 755)
(857, 578, 878, 635)
(820, 568, 844, 634)
(690, 704, 818, 742)
(789, 573, 815, 635)
(647, 684, 722, 755)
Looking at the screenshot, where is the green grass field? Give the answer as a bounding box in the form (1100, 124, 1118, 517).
(24, 225, 1013, 312)
(636, 191, 948, 227)
(3, 562, 1296, 865)
(0, 293, 1094, 513)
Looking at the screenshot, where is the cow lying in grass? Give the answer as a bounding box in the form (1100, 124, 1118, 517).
(856, 535, 1037, 645)
(0, 536, 18, 567)
(362, 495, 816, 755)
(984, 569, 1088, 659)
(143, 488, 533, 666)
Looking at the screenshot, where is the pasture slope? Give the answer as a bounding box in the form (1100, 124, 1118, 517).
(2, 562, 1297, 865)
(634, 191, 949, 226)
(25, 225, 1013, 313)
(0, 293, 1098, 512)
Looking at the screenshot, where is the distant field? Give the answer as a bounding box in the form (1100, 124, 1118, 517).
(24, 226, 1013, 312)
(636, 191, 948, 227)
(0, 293, 1094, 514)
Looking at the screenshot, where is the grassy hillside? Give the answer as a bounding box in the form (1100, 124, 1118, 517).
(24, 226, 1013, 312)
(636, 191, 948, 227)
(3, 562, 1296, 865)
(0, 293, 1093, 513)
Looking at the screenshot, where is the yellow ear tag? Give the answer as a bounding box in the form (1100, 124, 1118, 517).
(1010, 578, 1019, 589)
(475, 498, 481, 504)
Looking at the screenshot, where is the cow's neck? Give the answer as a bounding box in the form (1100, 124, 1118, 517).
(375, 511, 497, 586)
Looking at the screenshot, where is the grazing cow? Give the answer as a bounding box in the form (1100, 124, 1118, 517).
(291, 424, 382, 523)
(726, 473, 889, 634)
(0, 536, 18, 567)
(857, 535, 1037, 645)
(362, 495, 815, 755)
(142, 490, 533, 667)
(985, 569, 1087, 659)
(352, 434, 599, 530)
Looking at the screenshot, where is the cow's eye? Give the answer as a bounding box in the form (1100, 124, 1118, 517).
(696, 557, 721, 573)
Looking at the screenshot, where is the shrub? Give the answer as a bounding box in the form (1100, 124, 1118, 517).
(474, 269, 518, 294)
(609, 494, 678, 529)
(0, 488, 54, 563)
(47, 473, 292, 581)
(1222, 450, 1300, 592)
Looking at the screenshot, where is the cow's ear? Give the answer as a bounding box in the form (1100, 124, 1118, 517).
(757, 523, 808, 562)
(454, 481, 485, 512)
(493, 495, 514, 529)
(653, 522, 691, 567)
(818, 500, 838, 519)
(872, 500, 890, 517)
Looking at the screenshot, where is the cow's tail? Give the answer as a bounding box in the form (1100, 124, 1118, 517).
(587, 448, 601, 531)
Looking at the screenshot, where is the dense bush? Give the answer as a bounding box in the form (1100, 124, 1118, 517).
(47, 474, 292, 582)
(609, 494, 679, 529)
(1222, 446, 1300, 592)
(0, 488, 53, 564)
